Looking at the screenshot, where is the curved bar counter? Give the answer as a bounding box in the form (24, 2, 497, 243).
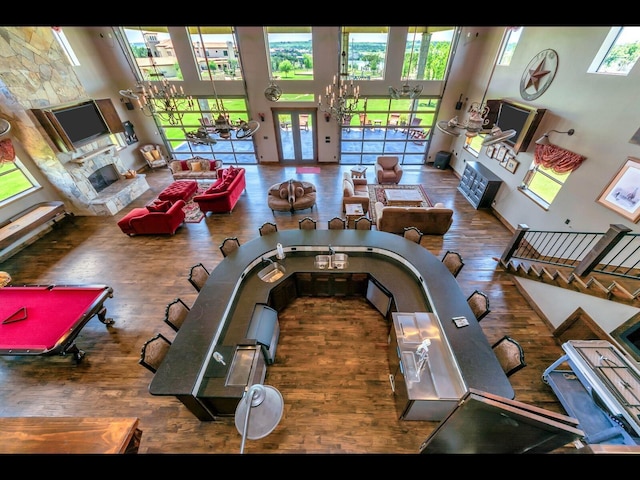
(149, 230, 514, 421)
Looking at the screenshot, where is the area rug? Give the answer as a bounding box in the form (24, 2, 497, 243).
(296, 166, 321, 174)
(367, 184, 433, 225)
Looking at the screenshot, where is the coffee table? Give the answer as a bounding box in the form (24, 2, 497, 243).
(385, 188, 425, 206)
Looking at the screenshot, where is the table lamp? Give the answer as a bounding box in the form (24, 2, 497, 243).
(234, 383, 284, 454)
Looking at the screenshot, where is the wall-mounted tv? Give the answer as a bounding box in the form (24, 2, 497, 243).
(485, 99, 546, 154)
(31, 99, 123, 153)
(51, 100, 110, 148)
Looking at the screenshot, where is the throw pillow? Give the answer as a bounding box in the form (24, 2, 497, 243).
(206, 186, 224, 194)
(147, 200, 172, 212)
(180, 160, 189, 170)
(142, 151, 154, 162)
(151, 149, 161, 160)
(190, 161, 203, 172)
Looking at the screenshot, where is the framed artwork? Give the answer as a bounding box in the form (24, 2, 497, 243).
(485, 145, 495, 158)
(500, 152, 511, 168)
(597, 156, 640, 223)
(495, 145, 507, 162)
(506, 157, 519, 173)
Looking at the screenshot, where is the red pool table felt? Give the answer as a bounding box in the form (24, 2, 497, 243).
(0, 285, 113, 355)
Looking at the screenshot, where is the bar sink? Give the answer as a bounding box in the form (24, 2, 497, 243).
(314, 254, 349, 269)
(258, 262, 286, 283)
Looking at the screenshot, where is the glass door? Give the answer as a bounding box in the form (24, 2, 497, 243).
(274, 110, 316, 164)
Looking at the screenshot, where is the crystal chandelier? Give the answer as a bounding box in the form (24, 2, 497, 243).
(318, 75, 360, 124)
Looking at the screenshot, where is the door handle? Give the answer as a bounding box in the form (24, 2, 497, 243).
(389, 373, 395, 393)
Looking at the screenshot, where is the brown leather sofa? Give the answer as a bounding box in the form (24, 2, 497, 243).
(342, 172, 370, 213)
(374, 201, 453, 235)
(267, 179, 316, 214)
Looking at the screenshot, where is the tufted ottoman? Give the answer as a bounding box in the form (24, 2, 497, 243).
(267, 179, 316, 214)
(158, 181, 198, 203)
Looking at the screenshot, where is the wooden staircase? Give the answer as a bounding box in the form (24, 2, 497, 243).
(497, 256, 640, 308)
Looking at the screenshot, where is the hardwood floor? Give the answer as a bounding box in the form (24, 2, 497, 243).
(0, 163, 567, 454)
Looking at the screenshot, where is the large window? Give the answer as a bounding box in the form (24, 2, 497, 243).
(188, 26, 242, 81)
(403, 27, 456, 81)
(340, 97, 438, 165)
(265, 27, 313, 80)
(122, 27, 183, 82)
(341, 27, 389, 80)
(590, 26, 640, 75)
(497, 27, 522, 66)
(0, 158, 40, 205)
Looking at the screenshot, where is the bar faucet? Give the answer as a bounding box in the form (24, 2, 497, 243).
(328, 245, 335, 256)
(262, 257, 275, 266)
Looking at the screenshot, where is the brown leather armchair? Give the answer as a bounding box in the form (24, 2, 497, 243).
(375, 156, 403, 184)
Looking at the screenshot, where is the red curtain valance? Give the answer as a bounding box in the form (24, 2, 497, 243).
(0, 139, 15, 164)
(534, 144, 586, 174)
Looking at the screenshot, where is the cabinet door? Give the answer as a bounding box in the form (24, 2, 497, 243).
(295, 273, 314, 297)
(268, 275, 296, 311)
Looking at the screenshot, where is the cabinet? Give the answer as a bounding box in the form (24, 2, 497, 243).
(457, 161, 502, 209)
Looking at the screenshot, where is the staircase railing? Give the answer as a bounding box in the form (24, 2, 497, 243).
(500, 223, 640, 280)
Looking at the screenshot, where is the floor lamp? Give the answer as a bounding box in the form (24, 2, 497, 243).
(234, 383, 284, 454)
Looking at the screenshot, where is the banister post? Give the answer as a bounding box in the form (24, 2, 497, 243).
(500, 224, 529, 264)
(574, 224, 632, 277)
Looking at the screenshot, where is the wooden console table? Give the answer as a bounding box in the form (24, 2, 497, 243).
(0, 417, 142, 454)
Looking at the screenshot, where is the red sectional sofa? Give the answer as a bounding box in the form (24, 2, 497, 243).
(117, 199, 186, 236)
(193, 166, 246, 214)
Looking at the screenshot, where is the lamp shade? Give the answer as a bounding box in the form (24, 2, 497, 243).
(235, 383, 284, 453)
(535, 134, 551, 146)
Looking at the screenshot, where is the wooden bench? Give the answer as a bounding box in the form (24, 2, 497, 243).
(0, 417, 142, 453)
(0, 201, 72, 257)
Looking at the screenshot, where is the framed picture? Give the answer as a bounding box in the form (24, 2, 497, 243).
(495, 145, 507, 162)
(485, 145, 495, 158)
(597, 156, 640, 223)
(501, 152, 511, 168)
(506, 157, 519, 173)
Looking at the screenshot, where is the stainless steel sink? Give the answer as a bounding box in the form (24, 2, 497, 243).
(258, 262, 286, 283)
(314, 253, 349, 269)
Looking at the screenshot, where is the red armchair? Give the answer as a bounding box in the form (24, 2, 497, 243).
(117, 199, 186, 236)
(193, 166, 246, 214)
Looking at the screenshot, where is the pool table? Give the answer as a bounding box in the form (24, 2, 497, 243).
(0, 284, 114, 362)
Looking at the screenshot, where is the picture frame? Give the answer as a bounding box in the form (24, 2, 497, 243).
(506, 157, 519, 174)
(495, 145, 507, 162)
(501, 152, 511, 168)
(596, 156, 640, 223)
(485, 145, 495, 158)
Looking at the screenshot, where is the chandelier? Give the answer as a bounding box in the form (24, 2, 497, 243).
(318, 75, 360, 124)
(389, 29, 424, 100)
(435, 102, 516, 146)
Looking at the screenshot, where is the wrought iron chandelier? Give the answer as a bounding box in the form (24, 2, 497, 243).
(318, 74, 360, 124)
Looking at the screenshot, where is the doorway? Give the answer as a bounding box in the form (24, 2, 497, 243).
(274, 110, 316, 164)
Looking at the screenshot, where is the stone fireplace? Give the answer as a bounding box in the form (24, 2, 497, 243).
(59, 142, 150, 216)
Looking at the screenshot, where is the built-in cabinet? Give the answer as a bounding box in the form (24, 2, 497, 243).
(457, 161, 502, 209)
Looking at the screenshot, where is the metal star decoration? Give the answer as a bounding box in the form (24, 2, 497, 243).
(525, 58, 551, 92)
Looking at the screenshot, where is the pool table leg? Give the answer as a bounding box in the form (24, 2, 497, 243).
(96, 305, 114, 326)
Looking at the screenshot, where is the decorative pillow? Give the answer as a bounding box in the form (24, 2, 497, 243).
(433, 202, 446, 208)
(295, 186, 304, 198)
(279, 187, 288, 199)
(142, 151, 154, 162)
(190, 161, 203, 172)
(147, 200, 172, 213)
(151, 149, 161, 160)
(179, 160, 189, 171)
(343, 181, 354, 197)
(206, 186, 224, 194)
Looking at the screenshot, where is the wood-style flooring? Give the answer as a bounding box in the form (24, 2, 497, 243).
(0, 163, 568, 455)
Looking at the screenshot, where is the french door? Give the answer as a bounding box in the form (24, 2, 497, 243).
(273, 110, 316, 164)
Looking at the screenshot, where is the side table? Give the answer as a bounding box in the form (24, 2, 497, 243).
(345, 203, 365, 228)
(350, 166, 367, 179)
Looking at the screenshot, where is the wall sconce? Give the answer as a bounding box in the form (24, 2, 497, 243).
(324, 112, 331, 123)
(258, 113, 265, 122)
(535, 129, 575, 146)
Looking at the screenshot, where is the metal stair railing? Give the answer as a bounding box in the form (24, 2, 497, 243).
(501, 223, 640, 281)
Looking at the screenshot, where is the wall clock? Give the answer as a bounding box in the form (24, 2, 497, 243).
(520, 49, 558, 101)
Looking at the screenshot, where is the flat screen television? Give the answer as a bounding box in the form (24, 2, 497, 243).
(486, 99, 546, 154)
(51, 100, 111, 148)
